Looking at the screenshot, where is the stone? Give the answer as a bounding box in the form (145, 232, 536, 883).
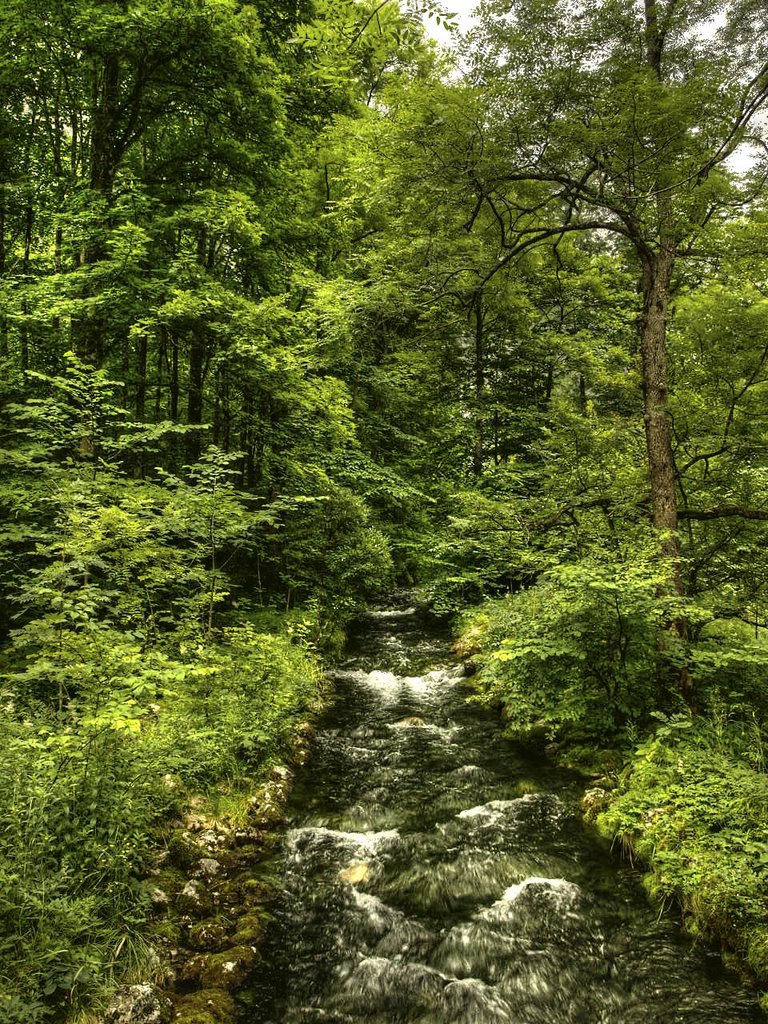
(198, 828, 229, 850)
(188, 917, 231, 952)
(198, 945, 259, 990)
(197, 858, 221, 878)
(176, 878, 213, 916)
(102, 984, 172, 1024)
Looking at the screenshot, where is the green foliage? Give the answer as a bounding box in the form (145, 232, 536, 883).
(0, 360, 328, 1018)
(0, 623, 322, 1017)
(598, 720, 768, 980)
(278, 480, 394, 622)
(459, 554, 682, 742)
(4, 0, 768, 1012)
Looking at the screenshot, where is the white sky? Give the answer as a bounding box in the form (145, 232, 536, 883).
(423, 0, 477, 47)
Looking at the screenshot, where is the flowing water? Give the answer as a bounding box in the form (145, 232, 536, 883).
(245, 605, 762, 1023)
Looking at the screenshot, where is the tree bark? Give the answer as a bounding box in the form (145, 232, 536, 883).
(0, 187, 7, 360)
(472, 291, 485, 477)
(187, 227, 209, 461)
(135, 333, 148, 420)
(639, 248, 694, 703)
(639, 250, 679, 571)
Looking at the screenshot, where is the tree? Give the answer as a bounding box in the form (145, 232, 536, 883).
(462, 0, 768, 619)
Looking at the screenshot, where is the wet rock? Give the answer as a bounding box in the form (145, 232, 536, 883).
(393, 716, 427, 728)
(188, 917, 231, 952)
(102, 983, 172, 1024)
(176, 879, 213, 916)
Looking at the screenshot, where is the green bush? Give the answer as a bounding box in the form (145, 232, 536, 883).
(599, 719, 768, 980)
(459, 557, 675, 743)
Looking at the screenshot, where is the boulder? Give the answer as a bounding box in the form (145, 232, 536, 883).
(102, 984, 172, 1024)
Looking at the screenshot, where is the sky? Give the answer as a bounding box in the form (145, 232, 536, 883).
(423, 0, 478, 47)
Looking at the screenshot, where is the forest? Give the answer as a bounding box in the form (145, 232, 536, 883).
(3, 0, 768, 1019)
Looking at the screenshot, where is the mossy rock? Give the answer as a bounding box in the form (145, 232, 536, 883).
(231, 912, 265, 945)
(239, 877, 275, 907)
(213, 879, 244, 907)
(176, 878, 214, 916)
(188, 917, 232, 952)
(168, 831, 205, 871)
(173, 1010, 216, 1024)
(581, 787, 611, 824)
(152, 866, 186, 896)
(199, 945, 259, 990)
(149, 916, 183, 946)
(173, 988, 235, 1024)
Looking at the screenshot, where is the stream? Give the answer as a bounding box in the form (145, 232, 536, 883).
(244, 604, 762, 1023)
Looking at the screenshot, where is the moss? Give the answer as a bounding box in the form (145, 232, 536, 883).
(188, 918, 231, 952)
(167, 831, 205, 871)
(149, 916, 183, 946)
(511, 778, 541, 798)
(175, 878, 214, 916)
(173, 988, 235, 1024)
(239, 877, 275, 906)
(153, 866, 186, 896)
(199, 945, 259, 990)
(231, 912, 265, 945)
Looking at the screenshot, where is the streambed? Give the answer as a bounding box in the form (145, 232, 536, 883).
(244, 605, 761, 1023)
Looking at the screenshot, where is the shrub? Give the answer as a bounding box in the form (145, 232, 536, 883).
(598, 719, 768, 980)
(459, 556, 678, 743)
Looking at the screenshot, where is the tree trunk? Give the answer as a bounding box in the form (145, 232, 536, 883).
(89, 54, 120, 195)
(187, 228, 209, 461)
(639, 251, 680, 577)
(20, 201, 33, 373)
(639, 249, 693, 704)
(0, 187, 7, 360)
(170, 332, 179, 421)
(472, 291, 484, 478)
(73, 54, 120, 364)
(135, 333, 147, 420)
(156, 325, 166, 420)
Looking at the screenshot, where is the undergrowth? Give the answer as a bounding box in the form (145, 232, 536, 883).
(0, 626, 323, 1022)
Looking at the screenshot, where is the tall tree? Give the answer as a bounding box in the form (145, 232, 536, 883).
(462, 0, 768, 617)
